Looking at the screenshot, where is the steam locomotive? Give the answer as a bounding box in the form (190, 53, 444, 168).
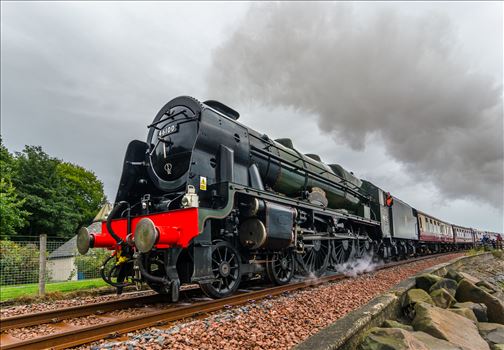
(76, 96, 498, 301)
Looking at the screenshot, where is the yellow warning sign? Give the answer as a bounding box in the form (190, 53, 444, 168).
(200, 176, 207, 191)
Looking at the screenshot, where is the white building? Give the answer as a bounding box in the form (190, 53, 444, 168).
(48, 236, 78, 281)
(47, 203, 112, 281)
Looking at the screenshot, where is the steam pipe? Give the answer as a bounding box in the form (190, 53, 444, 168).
(136, 253, 169, 285)
(100, 255, 131, 288)
(106, 201, 129, 247)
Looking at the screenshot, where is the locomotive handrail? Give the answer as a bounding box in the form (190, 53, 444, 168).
(251, 133, 342, 178)
(147, 109, 187, 129)
(250, 146, 368, 203)
(251, 146, 350, 192)
(249, 133, 362, 194)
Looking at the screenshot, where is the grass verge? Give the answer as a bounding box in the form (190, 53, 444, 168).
(0, 278, 108, 302)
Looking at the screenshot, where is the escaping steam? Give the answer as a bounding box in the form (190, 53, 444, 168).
(207, 3, 503, 208)
(334, 253, 383, 278)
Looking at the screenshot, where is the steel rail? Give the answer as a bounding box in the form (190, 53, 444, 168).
(0, 293, 164, 331)
(0, 253, 458, 350)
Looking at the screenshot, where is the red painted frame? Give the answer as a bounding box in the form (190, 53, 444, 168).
(91, 208, 199, 250)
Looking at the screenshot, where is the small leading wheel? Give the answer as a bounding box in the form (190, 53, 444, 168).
(296, 239, 331, 277)
(266, 249, 294, 285)
(200, 241, 242, 299)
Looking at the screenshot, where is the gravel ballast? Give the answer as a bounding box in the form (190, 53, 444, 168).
(0, 291, 156, 318)
(75, 253, 464, 350)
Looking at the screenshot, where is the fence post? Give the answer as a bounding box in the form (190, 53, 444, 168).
(39, 234, 47, 297)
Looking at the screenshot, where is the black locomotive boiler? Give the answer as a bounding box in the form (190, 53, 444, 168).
(76, 96, 494, 301)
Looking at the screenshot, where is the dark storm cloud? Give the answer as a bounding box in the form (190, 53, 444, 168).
(207, 2, 503, 208)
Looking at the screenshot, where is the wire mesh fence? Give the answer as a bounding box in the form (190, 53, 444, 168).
(0, 236, 110, 286)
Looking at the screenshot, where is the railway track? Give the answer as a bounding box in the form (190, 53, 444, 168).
(0, 253, 458, 350)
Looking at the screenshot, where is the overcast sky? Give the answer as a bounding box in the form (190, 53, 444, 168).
(1, 2, 502, 232)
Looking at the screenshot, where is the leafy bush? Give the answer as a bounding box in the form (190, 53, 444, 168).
(467, 247, 484, 256)
(0, 240, 40, 285)
(74, 248, 110, 279)
(491, 250, 503, 259)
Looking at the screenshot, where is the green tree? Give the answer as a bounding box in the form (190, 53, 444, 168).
(0, 179, 29, 238)
(13, 146, 106, 239)
(0, 138, 28, 238)
(0, 136, 15, 179)
(13, 146, 72, 239)
(56, 162, 106, 228)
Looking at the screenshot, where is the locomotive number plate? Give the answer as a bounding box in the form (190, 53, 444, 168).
(159, 124, 179, 137)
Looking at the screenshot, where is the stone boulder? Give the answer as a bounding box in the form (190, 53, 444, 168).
(491, 344, 504, 350)
(430, 278, 458, 296)
(359, 327, 430, 350)
(416, 274, 442, 292)
(402, 289, 434, 319)
(431, 288, 456, 308)
(412, 302, 490, 350)
(478, 323, 504, 346)
(483, 279, 504, 303)
(445, 270, 480, 284)
(359, 327, 461, 350)
(403, 289, 434, 307)
(453, 302, 488, 322)
(445, 269, 463, 282)
(477, 281, 498, 294)
(479, 285, 496, 294)
(411, 331, 463, 350)
(382, 319, 413, 331)
(448, 307, 478, 324)
(456, 279, 504, 324)
(458, 272, 481, 285)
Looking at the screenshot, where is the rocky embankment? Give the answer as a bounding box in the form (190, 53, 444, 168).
(360, 255, 504, 350)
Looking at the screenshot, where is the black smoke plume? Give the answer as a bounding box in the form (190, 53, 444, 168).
(207, 3, 503, 208)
